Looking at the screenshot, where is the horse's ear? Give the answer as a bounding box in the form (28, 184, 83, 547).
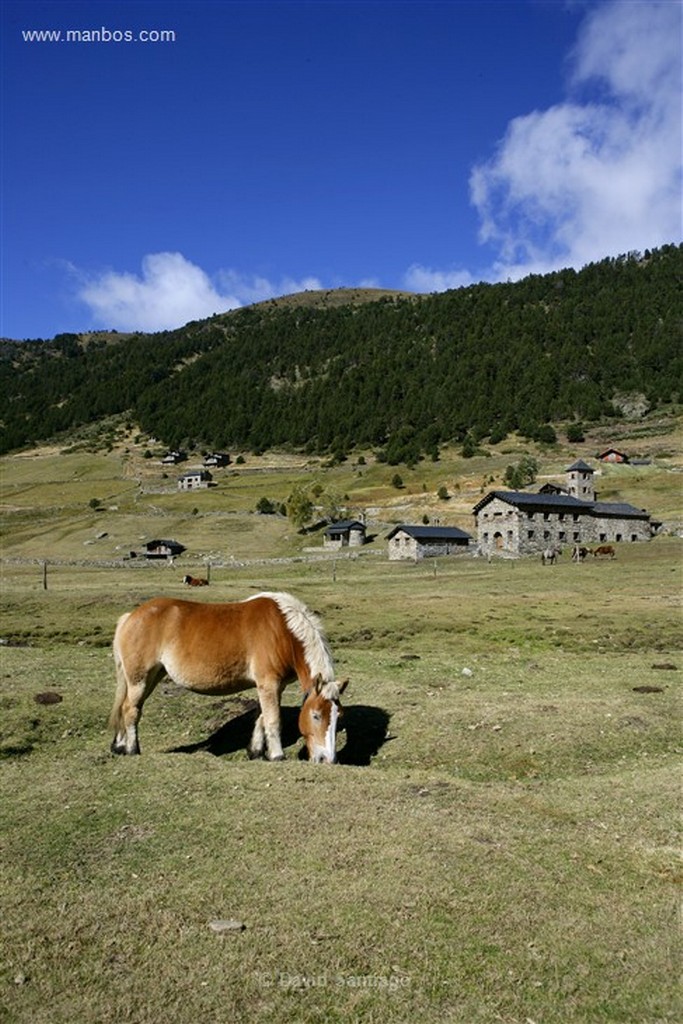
(313, 674, 324, 695)
(338, 678, 349, 696)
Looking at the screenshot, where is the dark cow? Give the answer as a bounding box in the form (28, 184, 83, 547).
(572, 545, 591, 562)
(182, 574, 209, 586)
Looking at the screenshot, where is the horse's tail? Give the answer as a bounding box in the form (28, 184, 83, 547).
(109, 612, 130, 733)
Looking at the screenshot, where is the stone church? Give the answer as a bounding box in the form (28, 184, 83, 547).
(473, 460, 658, 557)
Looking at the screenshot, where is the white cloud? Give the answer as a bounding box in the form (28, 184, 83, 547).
(76, 254, 326, 331)
(416, 0, 681, 292)
(215, 270, 324, 306)
(77, 252, 240, 331)
(403, 264, 474, 293)
(570, 0, 681, 105)
(469, 0, 682, 280)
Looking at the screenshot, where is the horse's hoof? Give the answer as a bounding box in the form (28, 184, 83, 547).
(269, 754, 286, 762)
(110, 742, 140, 756)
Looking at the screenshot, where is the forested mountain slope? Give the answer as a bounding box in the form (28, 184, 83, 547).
(1, 245, 680, 458)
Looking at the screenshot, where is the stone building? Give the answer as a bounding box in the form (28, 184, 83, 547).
(323, 520, 366, 549)
(161, 450, 186, 465)
(141, 539, 186, 559)
(387, 525, 471, 561)
(203, 452, 231, 468)
(473, 461, 657, 557)
(566, 459, 596, 500)
(177, 469, 213, 491)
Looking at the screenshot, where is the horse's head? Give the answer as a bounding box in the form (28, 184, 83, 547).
(299, 676, 349, 764)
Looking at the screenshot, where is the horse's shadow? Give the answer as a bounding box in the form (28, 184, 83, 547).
(337, 705, 392, 766)
(169, 702, 392, 766)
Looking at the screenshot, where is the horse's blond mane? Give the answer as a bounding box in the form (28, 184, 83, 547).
(247, 591, 335, 681)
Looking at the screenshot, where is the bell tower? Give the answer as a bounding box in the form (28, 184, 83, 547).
(566, 460, 595, 502)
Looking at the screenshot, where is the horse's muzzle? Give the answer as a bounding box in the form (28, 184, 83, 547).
(310, 748, 337, 765)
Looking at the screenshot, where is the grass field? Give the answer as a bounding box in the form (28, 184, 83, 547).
(1, 422, 681, 1023)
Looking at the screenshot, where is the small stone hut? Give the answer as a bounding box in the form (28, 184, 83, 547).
(323, 520, 366, 549)
(387, 525, 471, 561)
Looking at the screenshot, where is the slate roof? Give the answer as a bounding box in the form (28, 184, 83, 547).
(538, 482, 569, 494)
(472, 490, 588, 515)
(144, 539, 186, 553)
(473, 490, 650, 520)
(325, 519, 365, 536)
(591, 501, 649, 519)
(386, 525, 471, 542)
(566, 459, 595, 472)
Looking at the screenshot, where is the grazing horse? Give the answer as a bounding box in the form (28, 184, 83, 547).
(182, 574, 209, 586)
(593, 545, 616, 559)
(541, 547, 560, 565)
(110, 592, 348, 763)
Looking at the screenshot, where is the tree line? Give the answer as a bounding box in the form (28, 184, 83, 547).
(1, 245, 681, 461)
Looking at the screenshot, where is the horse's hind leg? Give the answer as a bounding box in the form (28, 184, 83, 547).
(110, 664, 163, 755)
(111, 678, 145, 755)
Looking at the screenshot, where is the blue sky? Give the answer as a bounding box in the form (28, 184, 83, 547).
(2, 0, 681, 338)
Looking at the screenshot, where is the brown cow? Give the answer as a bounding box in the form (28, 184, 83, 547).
(592, 545, 616, 559)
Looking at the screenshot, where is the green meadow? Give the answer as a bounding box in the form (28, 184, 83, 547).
(1, 422, 681, 1023)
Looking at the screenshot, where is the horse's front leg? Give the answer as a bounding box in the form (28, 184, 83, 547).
(248, 714, 266, 759)
(250, 682, 285, 761)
